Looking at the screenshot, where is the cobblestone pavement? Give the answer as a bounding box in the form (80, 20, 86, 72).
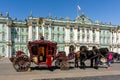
(34, 75, 120, 80)
(0, 58, 120, 80)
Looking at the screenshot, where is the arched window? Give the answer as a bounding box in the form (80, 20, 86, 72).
(2, 32, 5, 40)
(2, 24, 5, 30)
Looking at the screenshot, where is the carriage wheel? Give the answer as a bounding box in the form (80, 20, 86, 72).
(60, 61, 70, 70)
(55, 60, 60, 67)
(13, 55, 31, 72)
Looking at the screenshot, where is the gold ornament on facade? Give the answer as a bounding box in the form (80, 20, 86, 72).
(39, 18, 43, 25)
(74, 27, 78, 29)
(7, 43, 12, 46)
(40, 32, 43, 36)
(109, 45, 112, 48)
(28, 24, 32, 26)
(96, 29, 99, 31)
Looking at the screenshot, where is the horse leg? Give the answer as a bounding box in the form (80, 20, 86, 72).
(94, 57, 99, 69)
(80, 58, 86, 69)
(90, 59, 94, 68)
(75, 57, 79, 68)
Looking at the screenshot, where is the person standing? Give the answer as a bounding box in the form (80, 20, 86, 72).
(106, 52, 113, 69)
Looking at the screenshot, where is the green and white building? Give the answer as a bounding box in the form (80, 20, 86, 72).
(0, 12, 120, 57)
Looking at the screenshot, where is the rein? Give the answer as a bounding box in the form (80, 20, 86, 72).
(89, 50, 105, 59)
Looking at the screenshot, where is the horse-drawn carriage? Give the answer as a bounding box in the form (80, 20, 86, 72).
(9, 36, 74, 72)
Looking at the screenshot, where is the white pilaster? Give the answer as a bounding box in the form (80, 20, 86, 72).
(6, 25, 12, 57)
(89, 29, 93, 43)
(118, 32, 120, 44)
(113, 32, 117, 44)
(65, 46, 69, 56)
(74, 27, 78, 43)
(42, 25, 45, 36)
(36, 26, 39, 40)
(95, 29, 100, 44)
(79, 28, 82, 42)
(84, 28, 87, 43)
(6, 46, 12, 57)
(113, 47, 117, 52)
(6, 26, 11, 41)
(118, 48, 120, 54)
(28, 25, 33, 41)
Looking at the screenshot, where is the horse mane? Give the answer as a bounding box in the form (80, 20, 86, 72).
(80, 46, 88, 52)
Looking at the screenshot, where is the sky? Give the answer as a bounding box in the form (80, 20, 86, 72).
(0, 0, 120, 25)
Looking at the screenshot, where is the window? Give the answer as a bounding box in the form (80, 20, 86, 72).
(17, 28, 19, 32)
(52, 33, 54, 40)
(45, 26, 48, 30)
(22, 28, 24, 32)
(2, 24, 5, 30)
(2, 32, 5, 40)
(78, 36, 80, 41)
(92, 29, 95, 33)
(57, 27, 59, 31)
(63, 27, 64, 31)
(78, 28, 80, 32)
(70, 27, 73, 32)
(22, 35, 24, 42)
(82, 29, 84, 33)
(52, 27, 54, 30)
(17, 35, 19, 42)
(58, 34, 59, 42)
(87, 29, 89, 33)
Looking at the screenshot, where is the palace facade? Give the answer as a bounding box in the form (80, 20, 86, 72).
(0, 12, 120, 57)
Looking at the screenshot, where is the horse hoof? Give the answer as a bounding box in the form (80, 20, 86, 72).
(94, 67, 98, 69)
(90, 66, 93, 68)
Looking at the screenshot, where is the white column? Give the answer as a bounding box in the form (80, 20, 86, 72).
(79, 28, 82, 42)
(6, 25, 12, 57)
(89, 29, 93, 43)
(6, 46, 12, 57)
(74, 27, 78, 43)
(118, 32, 120, 44)
(42, 25, 45, 36)
(6, 26, 11, 41)
(65, 27, 70, 42)
(113, 47, 117, 52)
(113, 32, 117, 44)
(95, 29, 100, 44)
(28, 25, 33, 41)
(65, 46, 69, 56)
(84, 28, 87, 43)
(118, 48, 120, 54)
(36, 25, 39, 40)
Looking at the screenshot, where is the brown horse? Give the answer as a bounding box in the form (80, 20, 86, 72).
(75, 46, 88, 67)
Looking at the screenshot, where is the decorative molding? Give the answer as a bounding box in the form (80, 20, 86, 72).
(39, 18, 43, 25)
(28, 24, 32, 26)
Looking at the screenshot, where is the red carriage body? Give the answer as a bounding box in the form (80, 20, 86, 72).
(28, 38, 57, 67)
